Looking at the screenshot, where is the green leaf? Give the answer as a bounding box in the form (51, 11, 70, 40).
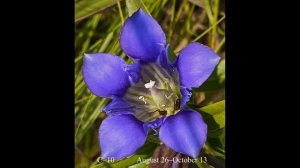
(200, 100, 225, 126)
(147, 135, 161, 144)
(75, 0, 122, 22)
(128, 159, 150, 168)
(126, 0, 141, 16)
(198, 100, 225, 137)
(75, 97, 109, 144)
(196, 160, 214, 168)
(217, 59, 225, 83)
(168, 47, 177, 62)
(207, 128, 225, 153)
(196, 59, 225, 91)
(198, 101, 225, 157)
(203, 143, 225, 166)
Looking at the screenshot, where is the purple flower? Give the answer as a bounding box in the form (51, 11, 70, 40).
(82, 9, 220, 160)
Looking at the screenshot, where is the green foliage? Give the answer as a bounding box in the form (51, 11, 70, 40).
(75, 0, 225, 167)
(126, 0, 141, 16)
(200, 100, 225, 131)
(199, 100, 225, 164)
(217, 59, 225, 83)
(76, 0, 123, 22)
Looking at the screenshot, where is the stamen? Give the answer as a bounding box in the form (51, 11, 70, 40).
(152, 129, 158, 135)
(144, 80, 156, 89)
(138, 96, 147, 104)
(165, 93, 174, 99)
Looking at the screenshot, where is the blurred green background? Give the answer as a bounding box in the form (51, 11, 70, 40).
(75, 0, 225, 167)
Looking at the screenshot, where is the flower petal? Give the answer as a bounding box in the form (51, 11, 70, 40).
(120, 9, 166, 62)
(103, 98, 135, 116)
(99, 114, 147, 160)
(157, 44, 171, 67)
(177, 42, 220, 89)
(180, 87, 192, 106)
(143, 117, 166, 134)
(83, 53, 130, 98)
(159, 109, 207, 158)
(125, 62, 141, 84)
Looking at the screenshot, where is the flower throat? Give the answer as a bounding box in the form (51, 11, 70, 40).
(123, 63, 181, 122)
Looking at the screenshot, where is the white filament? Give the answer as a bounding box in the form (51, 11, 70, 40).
(165, 93, 174, 99)
(138, 96, 147, 104)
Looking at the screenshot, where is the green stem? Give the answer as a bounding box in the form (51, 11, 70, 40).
(117, 0, 124, 24)
(192, 15, 225, 42)
(215, 37, 225, 53)
(167, 0, 176, 42)
(75, 95, 95, 136)
(204, 0, 213, 23)
(140, 0, 151, 15)
(210, 0, 220, 49)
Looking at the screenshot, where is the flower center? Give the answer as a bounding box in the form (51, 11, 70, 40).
(123, 63, 181, 122)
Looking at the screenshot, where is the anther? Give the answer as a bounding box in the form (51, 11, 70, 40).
(174, 99, 181, 110)
(158, 110, 167, 116)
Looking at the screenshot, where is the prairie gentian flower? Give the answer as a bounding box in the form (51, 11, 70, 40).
(83, 9, 220, 160)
